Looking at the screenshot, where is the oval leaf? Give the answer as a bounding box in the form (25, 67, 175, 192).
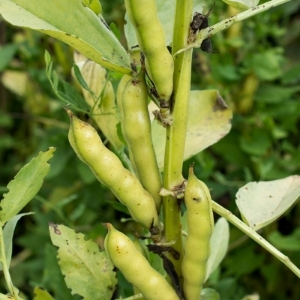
(0, 0, 131, 73)
(236, 175, 300, 230)
(205, 217, 229, 281)
(49, 223, 117, 300)
(152, 90, 232, 169)
(0, 148, 55, 223)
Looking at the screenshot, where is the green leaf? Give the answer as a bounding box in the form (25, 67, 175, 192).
(236, 175, 300, 230)
(0, 212, 33, 270)
(0, 43, 19, 71)
(33, 287, 54, 300)
(73, 63, 90, 91)
(0, 148, 55, 224)
(0, 0, 131, 74)
(239, 129, 271, 156)
(152, 90, 232, 169)
(45, 52, 90, 112)
(222, 0, 259, 10)
(201, 288, 220, 300)
(245, 49, 284, 81)
(49, 224, 117, 300)
(267, 229, 300, 251)
(255, 84, 300, 104)
(205, 218, 229, 281)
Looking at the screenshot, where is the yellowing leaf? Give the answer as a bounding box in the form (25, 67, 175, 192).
(49, 224, 116, 300)
(152, 90, 232, 169)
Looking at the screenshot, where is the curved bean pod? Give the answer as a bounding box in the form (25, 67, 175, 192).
(104, 223, 180, 300)
(67, 109, 160, 237)
(182, 165, 214, 300)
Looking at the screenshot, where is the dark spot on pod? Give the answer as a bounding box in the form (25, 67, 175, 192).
(160, 99, 170, 108)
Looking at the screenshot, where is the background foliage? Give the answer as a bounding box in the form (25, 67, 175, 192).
(0, 0, 300, 299)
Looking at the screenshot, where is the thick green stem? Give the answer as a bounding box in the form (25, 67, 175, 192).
(212, 201, 300, 278)
(162, 0, 193, 286)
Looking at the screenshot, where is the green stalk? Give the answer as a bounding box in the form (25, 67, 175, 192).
(212, 201, 300, 278)
(162, 0, 193, 283)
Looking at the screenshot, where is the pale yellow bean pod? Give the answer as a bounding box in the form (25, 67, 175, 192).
(125, 0, 174, 103)
(67, 110, 160, 235)
(104, 224, 180, 300)
(121, 70, 162, 212)
(182, 165, 214, 300)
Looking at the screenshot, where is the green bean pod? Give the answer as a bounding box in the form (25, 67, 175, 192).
(182, 165, 214, 300)
(125, 0, 174, 103)
(121, 70, 162, 212)
(116, 74, 137, 172)
(67, 109, 160, 236)
(104, 223, 180, 300)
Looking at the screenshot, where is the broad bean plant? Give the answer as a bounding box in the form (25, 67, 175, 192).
(0, 0, 299, 299)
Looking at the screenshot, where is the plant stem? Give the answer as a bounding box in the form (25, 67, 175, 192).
(212, 201, 300, 278)
(176, 0, 291, 54)
(162, 0, 193, 285)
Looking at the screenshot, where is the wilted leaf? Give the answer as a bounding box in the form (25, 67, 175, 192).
(152, 90, 232, 169)
(0, 0, 131, 73)
(236, 175, 300, 230)
(49, 224, 117, 300)
(0, 148, 55, 223)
